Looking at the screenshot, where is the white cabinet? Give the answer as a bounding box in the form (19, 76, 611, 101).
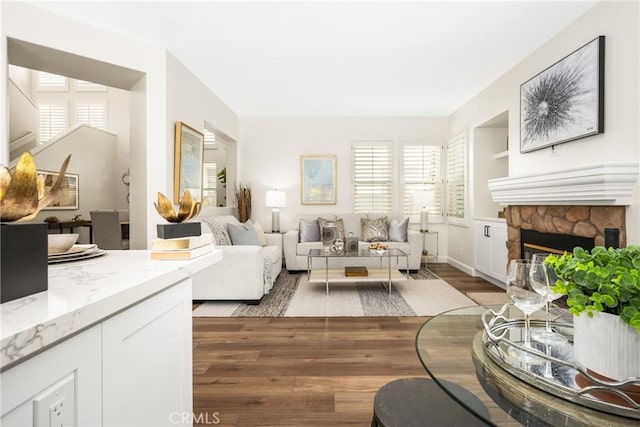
(474, 219, 508, 285)
(1, 279, 192, 427)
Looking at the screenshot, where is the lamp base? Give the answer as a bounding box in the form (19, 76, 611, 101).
(271, 209, 280, 233)
(419, 210, 429, 233)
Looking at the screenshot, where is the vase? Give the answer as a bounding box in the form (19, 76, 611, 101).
(573, 311, 640, 381)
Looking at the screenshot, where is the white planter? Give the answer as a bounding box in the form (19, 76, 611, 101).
(573, 311, 640, 381)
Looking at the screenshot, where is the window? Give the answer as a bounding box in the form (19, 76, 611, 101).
(446, 132, 467, 223)
(38, 103, 68, 143)
(352, 142, 392, 213)
(37, 72, 68, 91)
(402, 144, 443, 219)
(74, 80, 107, 91)
(202, 161, 218, 208)
(203, 128, 216, 146)
(76, 103, 107, 130)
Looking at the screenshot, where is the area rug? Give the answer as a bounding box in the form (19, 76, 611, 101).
(467, 291, 510, 307)
(192, 269, 477, 317)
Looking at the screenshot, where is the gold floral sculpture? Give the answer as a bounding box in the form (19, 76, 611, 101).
(0, 152, 71, 222)
(154, 189, 201, 223)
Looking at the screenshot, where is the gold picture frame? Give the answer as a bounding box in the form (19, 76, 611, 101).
(300, 155, 337, 205)
(174, 121, 204, 204)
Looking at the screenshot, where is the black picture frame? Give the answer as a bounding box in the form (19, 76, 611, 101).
(520, 36, 604, 153)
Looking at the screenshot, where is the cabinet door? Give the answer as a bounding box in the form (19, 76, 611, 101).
(489, 224, 508, 283)
(102, 279, 192, 427)
(474, 221, 491, 275)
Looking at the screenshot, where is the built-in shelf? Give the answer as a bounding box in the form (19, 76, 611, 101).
(492, 151, 508, 160)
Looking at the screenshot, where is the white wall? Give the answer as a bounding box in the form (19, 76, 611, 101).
(165, 53, 239, 209)
(240, 116, 449, 255)
(447, 0, 639, 272)
(2, 2, 169, 248)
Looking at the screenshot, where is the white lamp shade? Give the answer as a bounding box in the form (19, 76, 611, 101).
(413, 190, 435, 210)
(265, 190, 287, 208)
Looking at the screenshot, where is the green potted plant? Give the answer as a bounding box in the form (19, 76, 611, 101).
(546, 246, 640, 381)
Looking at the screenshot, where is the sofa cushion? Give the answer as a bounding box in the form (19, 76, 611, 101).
(389, 217, 409, 242)
(299, 218, 321, 242)
(201, 219, 232, 246)
(228, 220, 261, 245)
(254, 222, 268, 246)
(339, 214, 362, 238)
(361, 216, 389, 242)
(319, 217, 344, 241)
(297, 241, 324, 256)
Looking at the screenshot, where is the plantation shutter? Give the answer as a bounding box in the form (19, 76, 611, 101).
(352, 142, 392, 213)
(76, 103, 107, 130)
(203, 128, 216, 145)
(446, 133, 466, 221)
(38, 103, 68, 143)
(75, 80, 107, 91)
(202, 161, 218, 207)
(402, 145, 443, 218)
(37, 72, 67, 90)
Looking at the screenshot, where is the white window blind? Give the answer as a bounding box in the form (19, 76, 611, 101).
(37, 72, 67, 91)
(352, 143, 392, 213)
(76, 103, 107, 130)
(202, 161, 218, 208)
(203, 128, 216, 145)
(446, 133, 467, 222)
(402, 145, 442, 218)
(38, 103, 68, 143)
(75, 80, 107, 91)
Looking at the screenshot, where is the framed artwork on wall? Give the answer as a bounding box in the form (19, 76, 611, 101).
(520, 35, 604, 153)
(40, 171, 79, 210)
(300, 155, 337, 205)
(174, 121, 204, 203)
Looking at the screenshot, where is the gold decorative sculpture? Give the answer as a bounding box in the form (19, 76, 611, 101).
(154, 190, 201, 223)
(0, 152, 71, 222)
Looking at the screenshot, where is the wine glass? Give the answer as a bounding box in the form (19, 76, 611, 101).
(507, 259, 545, 357)
(529, 253, 568, 345)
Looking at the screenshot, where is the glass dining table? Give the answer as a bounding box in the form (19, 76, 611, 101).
(415, 305, 638, 426)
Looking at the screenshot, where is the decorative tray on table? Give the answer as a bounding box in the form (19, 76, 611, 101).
(479, 304, 640, 419)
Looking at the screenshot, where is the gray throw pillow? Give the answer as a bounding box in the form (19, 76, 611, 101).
(389, 217, 409, 242)
(299, 218, 320, 242)
(202, 219, 232, 246)
(318, 217, 345, 241)
(227, 220, 261, 246)
(361, 217, 389, 242)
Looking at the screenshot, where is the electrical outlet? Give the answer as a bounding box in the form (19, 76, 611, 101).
(33, 373, 76, 427)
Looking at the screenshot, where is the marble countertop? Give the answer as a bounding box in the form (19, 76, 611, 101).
(1, 249, 222, 370)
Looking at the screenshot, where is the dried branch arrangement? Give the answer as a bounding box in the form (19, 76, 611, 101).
(234, 184, 251, 223)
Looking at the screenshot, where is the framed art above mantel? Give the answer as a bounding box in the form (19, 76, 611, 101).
(300, 155, 336, 205)
(520, 36, 605, 153)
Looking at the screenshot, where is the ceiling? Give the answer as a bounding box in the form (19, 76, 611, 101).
(34, 1, 598, 117)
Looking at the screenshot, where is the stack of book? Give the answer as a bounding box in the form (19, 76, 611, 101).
(345, 266, 368, 277)
(150, 233, 214, 260)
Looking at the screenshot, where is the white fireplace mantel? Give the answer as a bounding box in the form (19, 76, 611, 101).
(488, 163, 639, 206)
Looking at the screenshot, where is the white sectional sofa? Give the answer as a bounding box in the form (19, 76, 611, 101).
(284, 213, 422, 271)
(191, 215, 282, 303)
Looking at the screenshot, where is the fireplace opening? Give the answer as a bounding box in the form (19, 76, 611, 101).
(520, 229, 594, 260)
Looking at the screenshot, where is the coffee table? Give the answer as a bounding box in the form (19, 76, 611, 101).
(307, 248, 409, 294)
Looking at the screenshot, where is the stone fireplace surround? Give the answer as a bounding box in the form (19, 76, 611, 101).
(487, 162, 637, 262)
(504, 205, 626, 261)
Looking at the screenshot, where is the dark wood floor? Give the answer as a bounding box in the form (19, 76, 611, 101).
(192, 263, 503, 426)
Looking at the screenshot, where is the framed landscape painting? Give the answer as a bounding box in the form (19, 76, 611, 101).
(174, 121, 204, 204)
(301, 155, 336, 205)
(40, 171, 79, 210)
(520, 36, 604, 153)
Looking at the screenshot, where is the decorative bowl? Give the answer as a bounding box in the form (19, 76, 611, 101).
(48, 233, 79, 255)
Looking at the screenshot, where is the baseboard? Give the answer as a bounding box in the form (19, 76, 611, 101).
(446, 257, 474, 276)
(474, 271, 507, 290)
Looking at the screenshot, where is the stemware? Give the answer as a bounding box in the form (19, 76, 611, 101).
(507, 259, 546, 358)
(529, 253, 568, 345)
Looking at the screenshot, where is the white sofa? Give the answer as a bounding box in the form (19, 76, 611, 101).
(284, 213, 422, 271)
(191, 215, 282, 303)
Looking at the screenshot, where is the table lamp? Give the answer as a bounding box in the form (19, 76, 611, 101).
(265, 190, 287, 233)
(413, 190, 435, 233)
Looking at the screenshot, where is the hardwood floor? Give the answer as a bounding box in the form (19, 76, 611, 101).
(192, 263, 503, 426)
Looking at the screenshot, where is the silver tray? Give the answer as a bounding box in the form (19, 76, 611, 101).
(481, 304, 640, 419)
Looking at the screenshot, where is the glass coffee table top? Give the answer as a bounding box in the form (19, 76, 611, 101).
(307, 248, 407, 257)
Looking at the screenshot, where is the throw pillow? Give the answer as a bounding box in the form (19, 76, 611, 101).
(227, 220, 261, 246)
(201, 219, 232, 246)
(299, 218, 321, 242)
(361, 217, 389, 242)
(389, 217, 409, 242)
(253, 222, 268, 246)
(318, 217, 345, 241)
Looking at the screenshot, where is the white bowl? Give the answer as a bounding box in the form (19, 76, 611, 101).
(48, 233, 79, 254)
